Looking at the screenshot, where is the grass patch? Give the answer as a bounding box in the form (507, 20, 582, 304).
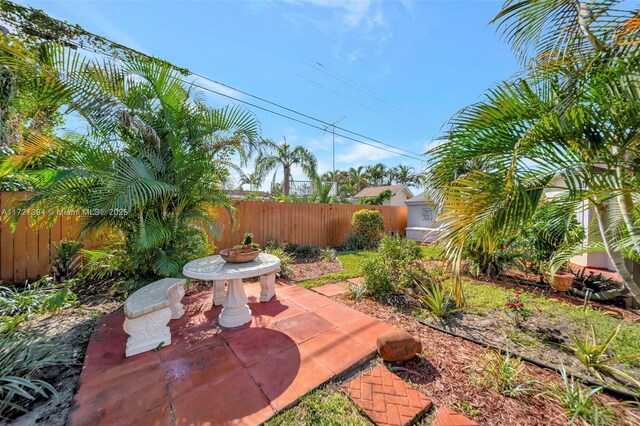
(265, 388, 370, 426)
(300, 245, 442, 289)
(458, 279, 640, 359)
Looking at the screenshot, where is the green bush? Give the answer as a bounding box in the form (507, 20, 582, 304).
(344, 233, 367, 251)
(351, 210, 385, 249)
(363, 235, 423, 297)
(0, 278, 76, 318)
(362, 255, 393, 296)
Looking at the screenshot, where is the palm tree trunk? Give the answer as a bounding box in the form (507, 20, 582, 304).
(594, 202, 640, 303)
(615, 149, 640, 251)
(283, 166, 291, 196)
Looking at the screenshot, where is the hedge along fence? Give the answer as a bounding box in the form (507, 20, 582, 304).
(0, 194, 407, 284)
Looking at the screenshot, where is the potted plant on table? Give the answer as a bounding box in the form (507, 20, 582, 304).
(220, 233, 261, 263)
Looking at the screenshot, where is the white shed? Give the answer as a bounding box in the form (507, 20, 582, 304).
(405, 192, 442, 243)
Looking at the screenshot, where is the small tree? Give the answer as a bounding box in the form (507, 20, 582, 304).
(351, 210, 385, 249)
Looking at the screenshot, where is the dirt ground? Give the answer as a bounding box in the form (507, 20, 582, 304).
(7, 303, 118, 426)
(291, 259, 342, 281)
(338, 295, 640, 426)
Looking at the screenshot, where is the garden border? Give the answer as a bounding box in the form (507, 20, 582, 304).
(417, 319, 639, 401)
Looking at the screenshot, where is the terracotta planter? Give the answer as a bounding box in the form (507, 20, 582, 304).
(219, 248, 261, 263)
(550, 271, 575, 291)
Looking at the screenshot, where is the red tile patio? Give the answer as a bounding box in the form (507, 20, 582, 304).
(69, 280, 395, 425)
(312, 282, 348, 297)
(433, 406, 479, 426)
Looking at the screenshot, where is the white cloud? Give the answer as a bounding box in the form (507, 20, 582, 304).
(280, 0, 374, 28)
(336, 142, 400, 163)
(191, 78, 244, 102)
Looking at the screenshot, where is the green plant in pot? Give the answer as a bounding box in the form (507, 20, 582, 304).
(223, 233, 261, 263)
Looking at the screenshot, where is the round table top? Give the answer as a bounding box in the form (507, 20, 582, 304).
(182, 253, 281, 280)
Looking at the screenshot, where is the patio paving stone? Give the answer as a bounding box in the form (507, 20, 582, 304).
(69, 280, 394, 425)
(347, 276, 365, 286)
(312, 282, 348, 297)
(433, 406, 479, 426)
(343, 365, 432, 426)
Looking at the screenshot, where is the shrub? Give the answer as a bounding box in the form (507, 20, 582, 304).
(347, 283, 367, 301)
(351, 210, 385, 249)
(362, 235, 423, 298)
(407, 266, 460, 320)
(283, 243, 299, 254)
(49, 241, 84, 283)
(321, 248, 337, 261)
(263, 239, 281, 251)
(263, 247, 294, 279)
(476, 350, 532, 397)
(0, 331, 66, 416)
(362, 255, 393, 297)
(295, 245, 318, 260)
(344, 233, 367, 251)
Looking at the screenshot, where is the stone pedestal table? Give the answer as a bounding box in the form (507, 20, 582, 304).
(182, 253, 281, 328)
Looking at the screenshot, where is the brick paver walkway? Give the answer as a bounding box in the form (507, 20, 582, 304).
(433, 406, 479, 426)
(69, 280, 395, 425)
(347, 277, 365, 286)
(312, 283, 348, 297)
(343, 365, 432, 426)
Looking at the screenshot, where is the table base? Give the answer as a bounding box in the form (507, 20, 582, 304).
(218, 278, 252, 328)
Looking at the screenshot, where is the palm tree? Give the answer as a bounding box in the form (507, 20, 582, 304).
(2, 43, 260, 279)
(426, 1, 640, 306)
(347, 166, 367, 192)
(254, 138, 317, 196)
(390, 164, 416, 186)
(365, 163, 387, 187)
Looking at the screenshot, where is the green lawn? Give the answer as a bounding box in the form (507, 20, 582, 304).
(265, 388, 370, 426)
(299, 245, 442, 289)
(458, 279, 640, 359)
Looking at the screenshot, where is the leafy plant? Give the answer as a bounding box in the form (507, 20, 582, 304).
(321, 248, 337, 262)
(351, 210, 385, 249)
(263, 246, 294, 279)
(0, 278, 76, 317)
(567, 323, 640, 387)
(234, 233, 259, 249)
(0, 331, 66, 415)
(358, 189, 392, 205)
(49, 240, 84, 283)
(295, 245, 318, 260)
(344, 233, 367, 251)
(362, 255, 393, 297)
(504, 292, 529, 328)
(346, 283, 367, 301)
(477, 350, 532, 397)
(540, 365, 612, 425)
(407, 267, 460, 320)
(571, 268, 620, 294)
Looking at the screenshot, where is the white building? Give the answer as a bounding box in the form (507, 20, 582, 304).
(351, 185, 414, 206)
(404, 192, 443, 243)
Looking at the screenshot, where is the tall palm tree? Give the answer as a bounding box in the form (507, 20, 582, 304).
(426, 0, 640, 306)
(2, 43, 260, 279)
(390, 164, 417, 186)
(365, 163, 387, 187)
(348, 166, 366, 192)
(253, 138, 317, 196)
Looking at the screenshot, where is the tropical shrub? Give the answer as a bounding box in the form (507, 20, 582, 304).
(263, 246, 294, 279)
(351, 210, 385, 249)
(321, 248, 337, 261)
(344, 233, 367, 251)
(407, 266, 460, 320)
(49, 240, 84, 283)
(363, 235, 423, 297)
(357, 189, 392, 205)
(0, 331, 66, 416)
(3, 52, 259, 283)
(568, 323, 640, 387)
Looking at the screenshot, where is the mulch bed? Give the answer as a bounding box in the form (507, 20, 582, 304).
(337, 295, 639, 426)
(291, 259, 342, 281)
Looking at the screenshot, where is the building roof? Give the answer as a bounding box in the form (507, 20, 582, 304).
(405, 191, 435, 205)
(353, 185, 411, 199)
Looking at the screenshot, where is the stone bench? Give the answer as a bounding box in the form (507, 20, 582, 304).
(123, 278, 185, 357)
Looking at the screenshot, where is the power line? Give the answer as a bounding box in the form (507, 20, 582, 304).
(296, 73, 417, 129)
(1, 11, 426, 161)
(302, 57, 422, 119)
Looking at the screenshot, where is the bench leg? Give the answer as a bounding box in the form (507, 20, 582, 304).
(213, 280, 226, 306)
(168, 284, 185, 320)
(123, 307, 172, 357)
(219, 278, 251, 328)
(260, 272, 276, 302)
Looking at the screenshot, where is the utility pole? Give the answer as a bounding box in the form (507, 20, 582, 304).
(322, 116, 346, 178)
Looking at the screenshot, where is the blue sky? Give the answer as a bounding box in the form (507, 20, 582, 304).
(17, 0, 519, 188)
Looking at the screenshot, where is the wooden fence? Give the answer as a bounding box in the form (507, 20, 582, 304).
(0, 194, 407, 284)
